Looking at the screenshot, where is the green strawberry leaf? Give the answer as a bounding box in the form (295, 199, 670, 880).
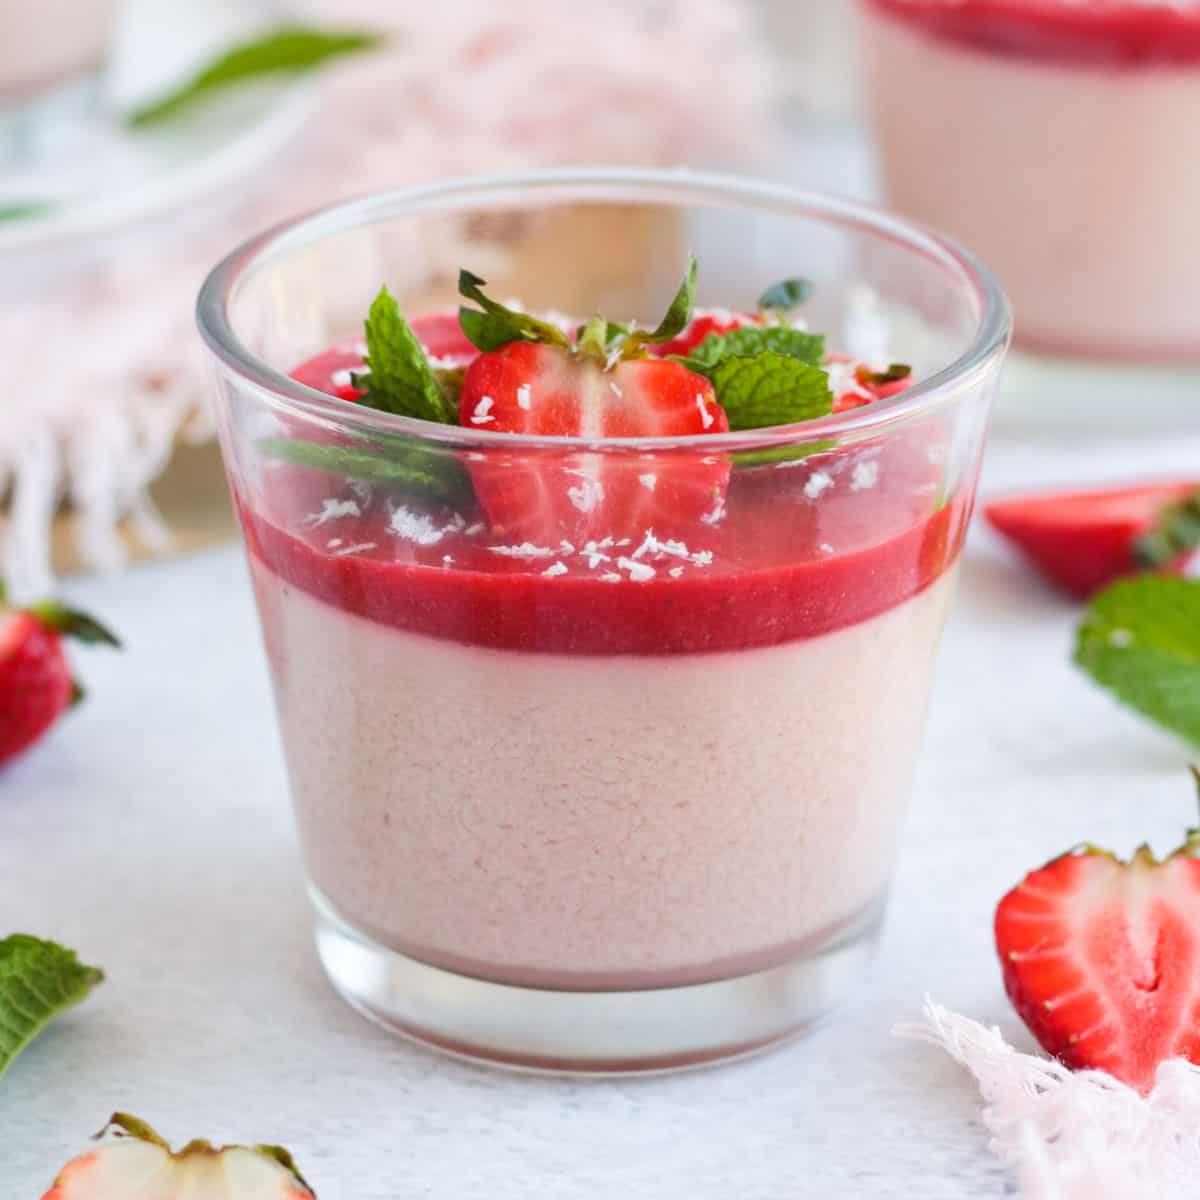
(258, 437, 472, 503)
(1075, 576, 1200, 749)
(623, 255, 697, 349)
(26, 604, 121, 648)
(758, 277, 813, 315)
(683, 326, 826, 372)
(126, 26, 385, 128)
(458, 271, 570, 353)
(857, 362, 912, 387)
(359, 287, 455, 424)
(1133, 488, 1200, 570)
(706, 353, 833, 431)
(0, 936, 104, 1080)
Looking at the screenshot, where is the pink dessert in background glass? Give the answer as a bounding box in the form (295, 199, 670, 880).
(198, 171, 1009, 1072)
(859, 0, 1200, 361)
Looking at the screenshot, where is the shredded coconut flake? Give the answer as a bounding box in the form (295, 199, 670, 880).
(326, 538, 343, 548)
(690, 549, 713, 567)
(850, 461, 880, 491)
(307, 498, 361, 527)
(389, 506, 445, 546)
(567, 477, 604, 514)
(618, 556, 656, 582)
(470, 395, 496, 425)
(668, 566, 684, 578)
(804, 471, 833, 500)
(609, 381, 624, 399)
(331, 367, 363, 388)
(700, 497, 726, 526)
(488, 542, 556, 558)
(638, 472, 657, 492)
(516, 384, 532, 411)
(696, 393, 715, 429)
(599, 572, 622, 582)
(542, 561, 568, 577)
(331, 541, 377, 557)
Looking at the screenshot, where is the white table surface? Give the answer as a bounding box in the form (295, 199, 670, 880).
(5, 122, 1200, 1196)
(3, 425, 1199, 1199)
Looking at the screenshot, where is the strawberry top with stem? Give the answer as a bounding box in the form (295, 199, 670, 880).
(995, 766, 1200, 1094)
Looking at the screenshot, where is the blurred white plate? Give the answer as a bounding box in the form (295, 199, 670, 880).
(0, 0, 312, 254)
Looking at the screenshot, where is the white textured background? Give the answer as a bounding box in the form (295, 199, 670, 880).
(3, 425, 1199, 1198)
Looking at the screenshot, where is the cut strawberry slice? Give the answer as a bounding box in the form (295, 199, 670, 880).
(460, 341, 729, 545)
(654, 309, 759, 358)
(995, 778, 1200, 1095)
(986, 481, 1200, 600)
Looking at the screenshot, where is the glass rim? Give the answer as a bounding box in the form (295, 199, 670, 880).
(196, 167, 1012, 451)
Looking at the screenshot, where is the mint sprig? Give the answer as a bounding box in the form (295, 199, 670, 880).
(127, 27, 384, 128)
(358, 287, 456, 424)
(458, 272, 571, 353)
(0, 936, 103, 1080)
(258, 437, 471, 503)
(758, 277, 813, 316)
(683, 326, 825, 372)
(703, 353, 832, 432)
(1075, 576, 1200, 749)
(1133, 488, 1200, 570)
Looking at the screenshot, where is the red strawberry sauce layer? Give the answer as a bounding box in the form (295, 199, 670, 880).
(242, 334, 965, 657)
(866, 0, 1200, 66)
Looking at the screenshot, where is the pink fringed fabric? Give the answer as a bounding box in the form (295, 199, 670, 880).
(1, 0, 774, 597)
(897, 998, 1200, 1200)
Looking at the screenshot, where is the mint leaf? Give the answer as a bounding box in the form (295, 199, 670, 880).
(360, 287, 454, 424)
(458, 271, 570, 352)
(707, 354, 833, 431)
(685, 326, 825, 372)
(758, 278, 813, 314)
(731, 440, 836, 468)
(126, 27, 384, 128)
(258, 438, 471, 503)
(1133, 489, 1200, 569)
(0, 936, 103, 1079)
(1075, 576, 1200, 749)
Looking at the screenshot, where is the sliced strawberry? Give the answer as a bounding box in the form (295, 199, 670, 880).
(460, 341, 729, 545)
(986, 480, 1200, 600)
(995, 796, 1200, 1095)
(0, 600, 118, 768)
(653, 309, 759, 358)
(43, 1114, 314, 1199)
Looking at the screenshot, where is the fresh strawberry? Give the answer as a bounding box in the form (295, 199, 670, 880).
(995, 774, 1200, 1095)
(0, 595, 119, 768)
(654, 309, 758, 358)
(43, 1114, 314, 1199)
(461, 339, 729, 544)
(986, 481, 1200, 600)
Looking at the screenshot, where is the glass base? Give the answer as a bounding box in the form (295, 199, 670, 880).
(312, 887, 884, 1075)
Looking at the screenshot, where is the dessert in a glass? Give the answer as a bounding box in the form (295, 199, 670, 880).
(859, 0, 1200, 362)
(198, 171, 1009, 1072)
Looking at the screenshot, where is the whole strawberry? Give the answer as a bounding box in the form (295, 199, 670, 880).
(0, 590, 119, 768)
(43, 1114, 315, 1199)
(995, 769, 1200, 1094)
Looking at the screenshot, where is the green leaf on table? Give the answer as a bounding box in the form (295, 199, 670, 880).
(126, 26, 385, 128)
(258, 438, 471, 503)
(705, 353, 833, 432)
(682, 325, 826, 372)
(0, 935, 103, 1080)
(1074, 576, 1200, 749)
(358, 286, 456, 424)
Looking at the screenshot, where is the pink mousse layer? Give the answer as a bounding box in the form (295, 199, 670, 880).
(251, 556, 954, 990)
(861, 1, 1200, 360)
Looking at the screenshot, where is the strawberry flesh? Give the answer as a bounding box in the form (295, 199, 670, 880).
(995, 840, 1200, 1094)
(653, 310, 759, 358)
(986, 480, 1199, 599)
(459, 341, 729, 545)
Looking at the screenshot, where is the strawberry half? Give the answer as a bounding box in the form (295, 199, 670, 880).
(43, 1114, 314, 1199)
(995, 773, 1200, 1095)
(0, 595, 119, 768)
(986, 480, 1200, 600)
(461, 341, 728, 545)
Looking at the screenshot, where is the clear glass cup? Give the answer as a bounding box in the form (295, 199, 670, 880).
(198, 169, 1010, 1073)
